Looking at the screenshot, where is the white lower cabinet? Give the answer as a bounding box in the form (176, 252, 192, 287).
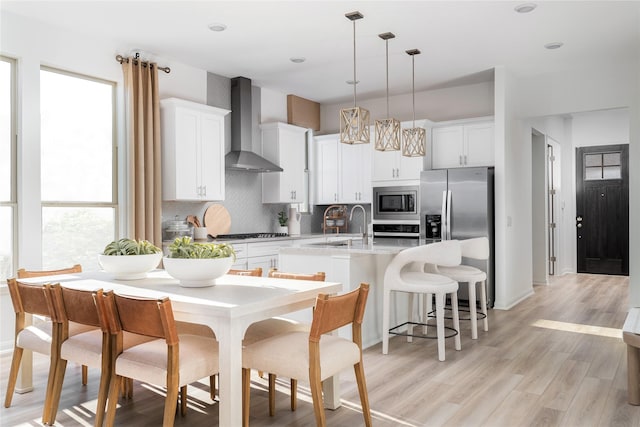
(246, 240, 293, 275)
(230, 243, 248, 270)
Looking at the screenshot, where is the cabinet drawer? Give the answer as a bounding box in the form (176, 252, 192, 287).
(247, 240, 292, 257)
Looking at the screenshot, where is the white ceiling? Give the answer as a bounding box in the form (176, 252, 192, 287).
(2, 1, 639, 104)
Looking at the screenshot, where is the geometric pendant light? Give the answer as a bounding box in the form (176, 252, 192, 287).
(374, 32, 401, 151)
(402, 49, 426, 157)
(340, 11, 370, 145)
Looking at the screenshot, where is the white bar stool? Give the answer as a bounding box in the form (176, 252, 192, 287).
(382, 240, 462, 361)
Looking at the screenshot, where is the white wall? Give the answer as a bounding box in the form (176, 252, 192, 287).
(320, 81, 494, 134)
(572, 109, 629, 147)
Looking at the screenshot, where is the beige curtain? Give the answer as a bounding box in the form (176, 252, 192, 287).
(122, 58, 162, 246)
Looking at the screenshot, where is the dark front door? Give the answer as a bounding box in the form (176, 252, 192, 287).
(576, 145, 629, 275)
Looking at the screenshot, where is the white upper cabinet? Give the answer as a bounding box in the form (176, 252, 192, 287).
(261, 122, 307, 203)
(314, 135, 339, 204)
(313, 134, 372, 204)
(372, 121, 425, 183)
(161, 98, 230, 201)
(431, 121, 494, 169)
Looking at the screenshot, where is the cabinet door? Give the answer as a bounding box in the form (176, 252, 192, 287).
(173, 107, 201, 200)
(397, 152, 423, 180)
(340, 143, 371, 203)
(464, 122, 494, 167)
(372, 148, 397, 181)
(200, 113, 225, 200)
(432, 126, 464, 169)
(278, 127, 305, 202)
(315, 136, 339, 204)
(246, 256, 275, 274)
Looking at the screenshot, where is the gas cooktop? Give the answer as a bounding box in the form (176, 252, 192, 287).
(213, 232, 289, 240)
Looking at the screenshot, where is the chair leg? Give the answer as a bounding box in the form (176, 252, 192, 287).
(423, 293, 433, 335)
(435, 292, 446, 361)
(268, 373, 276, 416)
(407, 292, 415, 343)
(82, 364, 88, 385)
(95, 363, 111, 427)
(309, 365, 326, 427)
(242, 368, 251, 427)
(451, 291, 461, 351)
(354, 362, 372, 427)
(180, 385, 187, 416)
(290, 378, 297, 411)
(210, 374, 216, 400)
(382, 289, 390, 354)
(105, 375, 123, 426)
(163, 384, 179, 427)
(468, 281, 478, 340)
(4, 346, 23, 408)
(480, 280, 489, 332)
(46, 358, 68, 425)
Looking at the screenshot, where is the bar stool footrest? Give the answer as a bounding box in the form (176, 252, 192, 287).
(389, 321, 459, 339)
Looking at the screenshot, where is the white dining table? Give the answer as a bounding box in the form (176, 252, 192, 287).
(17, 269, 343, 426)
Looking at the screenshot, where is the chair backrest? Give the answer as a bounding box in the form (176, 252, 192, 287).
(100, 292, 178, 346)
(49, 284, 104, 331)
(17, 264, 82, 279)
(7, 278, 57, 338)
(268, 268, 326, 282)
(385, 241, 461, 282)
(309, 283, 369, 345)
(460, 237, 489, 260)
(228, 267, 263, 277)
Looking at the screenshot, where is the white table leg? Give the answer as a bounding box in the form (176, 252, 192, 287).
(216, 320, 244, 427)
(323, 374, 341, 409)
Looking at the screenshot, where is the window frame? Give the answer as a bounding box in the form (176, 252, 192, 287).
(1, 55, 17, 279)
(39, 66, 119, 258)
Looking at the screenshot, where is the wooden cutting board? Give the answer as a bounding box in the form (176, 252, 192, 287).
(203, 204, 231, 237)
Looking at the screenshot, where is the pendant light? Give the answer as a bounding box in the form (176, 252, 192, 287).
(402, 49, 426, 157)
(374, 32, 401, 151)
(340, 11, 370, 145)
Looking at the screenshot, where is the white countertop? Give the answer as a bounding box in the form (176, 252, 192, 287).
(281, 237, 424, 256)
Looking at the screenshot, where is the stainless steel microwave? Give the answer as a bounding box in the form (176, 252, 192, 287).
(373, 186, 419, 221)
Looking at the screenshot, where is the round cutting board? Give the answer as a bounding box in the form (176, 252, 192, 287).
(203, 204, 231, 237)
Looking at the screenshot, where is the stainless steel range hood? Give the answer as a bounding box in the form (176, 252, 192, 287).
(225, 77, 283, 172)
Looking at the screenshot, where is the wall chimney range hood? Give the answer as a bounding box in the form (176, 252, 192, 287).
(225, 77, 283, 172)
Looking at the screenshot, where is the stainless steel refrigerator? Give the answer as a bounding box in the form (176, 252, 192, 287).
(420, 167, 495, 307)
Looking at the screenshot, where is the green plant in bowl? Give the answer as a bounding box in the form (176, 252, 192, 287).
(99, 238, 162, 280)
(164, 237, 236, 287)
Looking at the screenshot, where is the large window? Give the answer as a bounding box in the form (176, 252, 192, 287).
(0, 57, 16, 281)
(40, 68, 117, 270)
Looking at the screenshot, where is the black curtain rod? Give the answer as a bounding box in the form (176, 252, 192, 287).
(115, 54, 171, 74)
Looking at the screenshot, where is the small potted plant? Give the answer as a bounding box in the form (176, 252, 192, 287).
(163, 237, 236, 287)
(98, 238, 162, 280)
(276, 210, 288, 234)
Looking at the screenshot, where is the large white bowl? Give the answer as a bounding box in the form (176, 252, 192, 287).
(163, 256, 233, 287)
(98, 253, 162, 280)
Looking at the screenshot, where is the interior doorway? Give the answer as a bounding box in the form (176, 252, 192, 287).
(575, 144, 629, 275)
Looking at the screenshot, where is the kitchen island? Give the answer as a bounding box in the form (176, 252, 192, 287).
(280, 237, 423, 348)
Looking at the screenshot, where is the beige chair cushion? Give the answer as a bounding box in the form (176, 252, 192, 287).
(243, 318, 309, 346)
(16, 321, 96, 355)
(243, 331, 360, 381)
(61, 330, 155, 367)
(115, 334, 219, 386)
(437, 264, 486, 283)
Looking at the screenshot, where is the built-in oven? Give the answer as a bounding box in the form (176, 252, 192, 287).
(373, 185, 419, 222)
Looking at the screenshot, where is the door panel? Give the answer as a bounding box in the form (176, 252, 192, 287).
(448, 167, 489, 240)
(576, 145, 628, 275)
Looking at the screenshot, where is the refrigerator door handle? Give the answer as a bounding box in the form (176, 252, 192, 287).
(446, 190, 452, 240)
(441, 190, 448, 240)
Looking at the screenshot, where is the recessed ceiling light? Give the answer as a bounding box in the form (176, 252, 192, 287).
(514, 3, 537, 13)
(346, 80, 360, 85)
(290, 57, 306, 64)
(208, 23, 227, 32)
(544, 42, 564, 50)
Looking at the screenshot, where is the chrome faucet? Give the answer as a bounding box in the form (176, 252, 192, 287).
(349, 204, 368, 245)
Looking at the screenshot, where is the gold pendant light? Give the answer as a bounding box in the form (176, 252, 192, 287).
(340, 11, 370, 145)
(375, 32, 401, 151)
(402, 49, 426, 157)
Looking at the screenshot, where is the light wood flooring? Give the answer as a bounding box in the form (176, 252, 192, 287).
(1, 273, 638, 426)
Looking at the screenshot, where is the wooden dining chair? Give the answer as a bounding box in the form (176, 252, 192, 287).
(15, 264, 93, 387)
(241, 268, 326, 417)
(242, 283, 372, 427)
(4, 279, 59, 423)
(100, 292, 219, 427)
(228, 267, 263, 277)
(46, 285, 154, 426)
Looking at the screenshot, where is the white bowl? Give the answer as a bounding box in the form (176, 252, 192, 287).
(98, 253, 162, 280)
(163, 256, 233, 287)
